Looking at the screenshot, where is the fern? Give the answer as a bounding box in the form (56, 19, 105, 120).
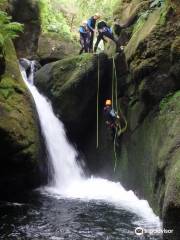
(0, 10, 24, 49)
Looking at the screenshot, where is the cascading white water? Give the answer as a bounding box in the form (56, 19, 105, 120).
(20, 60, 161, 228)
(20, 62, 83, 190)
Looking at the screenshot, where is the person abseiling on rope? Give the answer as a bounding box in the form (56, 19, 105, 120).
(79, 20, 90, 54)
(94, 20, 118, 52)
(104, 99, 120, 137)
(87, 13, 101, 52)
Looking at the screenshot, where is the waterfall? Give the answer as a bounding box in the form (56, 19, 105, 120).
(20, 60, 83, 190)
(20, 60, 161, 227)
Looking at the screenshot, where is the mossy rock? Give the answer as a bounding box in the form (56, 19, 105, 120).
(37, 32, 78, 65)
(111, 0, 180, 236)
(0, 40, 44, 196)
(115, 90, 180, 238)
(123, 0, 180, 109)
(34, 53, 116, 176)
(35, 53, 110, 143)
(125, 7, 162, 60)
(113, 0, 149, 25)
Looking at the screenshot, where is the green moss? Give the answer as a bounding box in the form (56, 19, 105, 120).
(116, 85, 180, 214)
(0, 74, 25, 100)
(0, 39, 41, 168)
(158, 0, 171, 25)
(160, 91, 180, 113)
(0, 88, 14, 99)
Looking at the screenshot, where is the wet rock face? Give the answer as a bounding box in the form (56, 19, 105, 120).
(34, 53, 115, 176)
(8, 0, 41, 58)
(35, 53, 110, 143)
(113, 0, 180, 238)
(0, 41, 46, 196)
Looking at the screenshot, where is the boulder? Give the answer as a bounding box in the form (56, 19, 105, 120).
(37, 32, 78, 65)
(0, 40, 45, 196)
(35, 53, 110, 143)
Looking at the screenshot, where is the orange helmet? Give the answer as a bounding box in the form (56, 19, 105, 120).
(105, 99, 112, 106)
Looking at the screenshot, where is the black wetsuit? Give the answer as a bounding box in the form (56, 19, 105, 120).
(79, 26, 90, 54)
(104, 106, 116, 128)
(94, 21, 118, 52)
(104, 105, 118, 138)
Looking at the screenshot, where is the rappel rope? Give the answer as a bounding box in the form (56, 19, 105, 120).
(112, 57, 119, 172)
(96, 54, 128, 168)
(113, 130, 118, 172)
(96, 54, 100, 149)
(112, 57, 128, 172)
(112, 57, 128, 134)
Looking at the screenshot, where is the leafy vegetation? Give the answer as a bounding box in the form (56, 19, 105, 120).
(38, 0, 74, 40)
(0, 9, 23, 50)
(77, 0, 119, 22)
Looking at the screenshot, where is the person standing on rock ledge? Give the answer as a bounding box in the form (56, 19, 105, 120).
(87, 13, 101, 52)
(94, 20, 118, 52)
(79, 21, 91, 54)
